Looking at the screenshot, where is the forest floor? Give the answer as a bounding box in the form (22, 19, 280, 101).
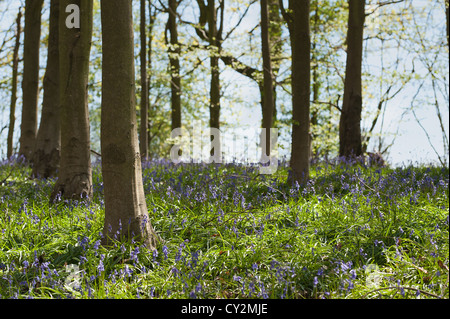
(0, 156, 448, 299)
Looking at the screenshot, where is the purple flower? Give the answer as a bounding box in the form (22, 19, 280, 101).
(162, 245, 169, 260)
(130, 246, 140, 263)
(313, 276, 318, 287)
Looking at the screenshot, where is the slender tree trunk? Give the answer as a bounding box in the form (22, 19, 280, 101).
(268, 0, 282, 124)
(208, 0, 221, 160)
(310, 0, 320, 159)
(100, 0, 159, 249)
(339, 0, 365, 158)
(139, 0, 149, 159)
(51, 0, 93, 201)
(168, 0, 181, 131)
(288, 0, 311, 184)
(32, 0, 60, 178)
(148, 0, 155, 152)
(260, 0, 274, 160)
(19, 0, 43, 161)
(446, 0, 449, 50)
(8, 8, 22, 159)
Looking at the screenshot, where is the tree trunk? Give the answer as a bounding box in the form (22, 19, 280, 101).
(446, 0, 449, 50)
(7, 8, 22, 159)
(260, 0, 274, 161)
(32, 0, 60, 179)
(268, 0, 282, 124)
(18, 0, 43, 161)
(287, 0, 311, 184)
(208, 0, 221, 160)
(100, 0, 159, 249)
(168, 0, 181, 131)
(339, 0, 365, 158)
(139, 0, 149, 159)
(51, 0, 93, 201)
(147, 1, 156, 153)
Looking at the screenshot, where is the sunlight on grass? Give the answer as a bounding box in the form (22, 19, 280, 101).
(0, 156, 448, 299)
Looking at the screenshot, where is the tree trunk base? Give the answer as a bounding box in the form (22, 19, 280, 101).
(50, 173, 92, 203)
(31, 148, 60, 179)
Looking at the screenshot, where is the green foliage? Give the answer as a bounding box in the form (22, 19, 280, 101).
(0, 158, 448, 299)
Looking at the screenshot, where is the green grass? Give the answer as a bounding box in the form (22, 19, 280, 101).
(0, 157, 448, 299)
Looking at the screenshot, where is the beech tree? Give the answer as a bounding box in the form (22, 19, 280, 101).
(139, 0, 149, 159)
(100, 0, 159, 248)
(18, 0, 43, 161)
(32, 0, 60, 178)
(260, 0, 274, 160)
(339, 0, 365, 158)
(192, 0, 225, 160)
(51, 0, 93, 201)
(280, 0, 311, 184)
(7, 8, 21, 159)
(167, 0, 182, 131)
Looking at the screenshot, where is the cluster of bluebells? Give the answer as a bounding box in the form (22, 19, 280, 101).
(0, 157, 448, 299)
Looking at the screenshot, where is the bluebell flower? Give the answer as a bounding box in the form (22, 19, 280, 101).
(162, 245, 169, 260)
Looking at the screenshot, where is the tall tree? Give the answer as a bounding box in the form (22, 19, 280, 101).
(32, 0, 60, 178)
(339, 0, 365, 158)
(194, 0, 225, 160)
(51, 0, 93, 201)
(446, 0, 449, 49)
(268, 0, 283, 124)
(139, 0, 149, 159)
(260, 0, 274, 160)
(280, 0, 311, 184)
(18, 0, 43, 161)
(100, 0, 159, 248)
(167, 0, 181, 131)
(7, 8, 22, 159)
(219, 1, 280, 157)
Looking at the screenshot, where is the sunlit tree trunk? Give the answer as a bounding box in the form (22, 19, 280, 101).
(339, 0, 365, 158)
(32, 0, 60, 178)
(208, 0, 222, 160)
(282, 0, 311, 184)
(100, 0, 159, 248)
(51, 0, 93, 201)
(7, 8, 22, 159)
(19, 0, 43, 161)
(446, 0, 449, 49)
(168, 0, 181, 131)
(139, 0, 149, 159)
(260, 0, 274, 160)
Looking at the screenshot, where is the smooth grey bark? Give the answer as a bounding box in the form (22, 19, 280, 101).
(100, 0, 159, 249)
(32, 0, 60, 178)
(339, 0, 365, 158)
(19, 0, 43, 161)
(51, 0, 93, 201)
